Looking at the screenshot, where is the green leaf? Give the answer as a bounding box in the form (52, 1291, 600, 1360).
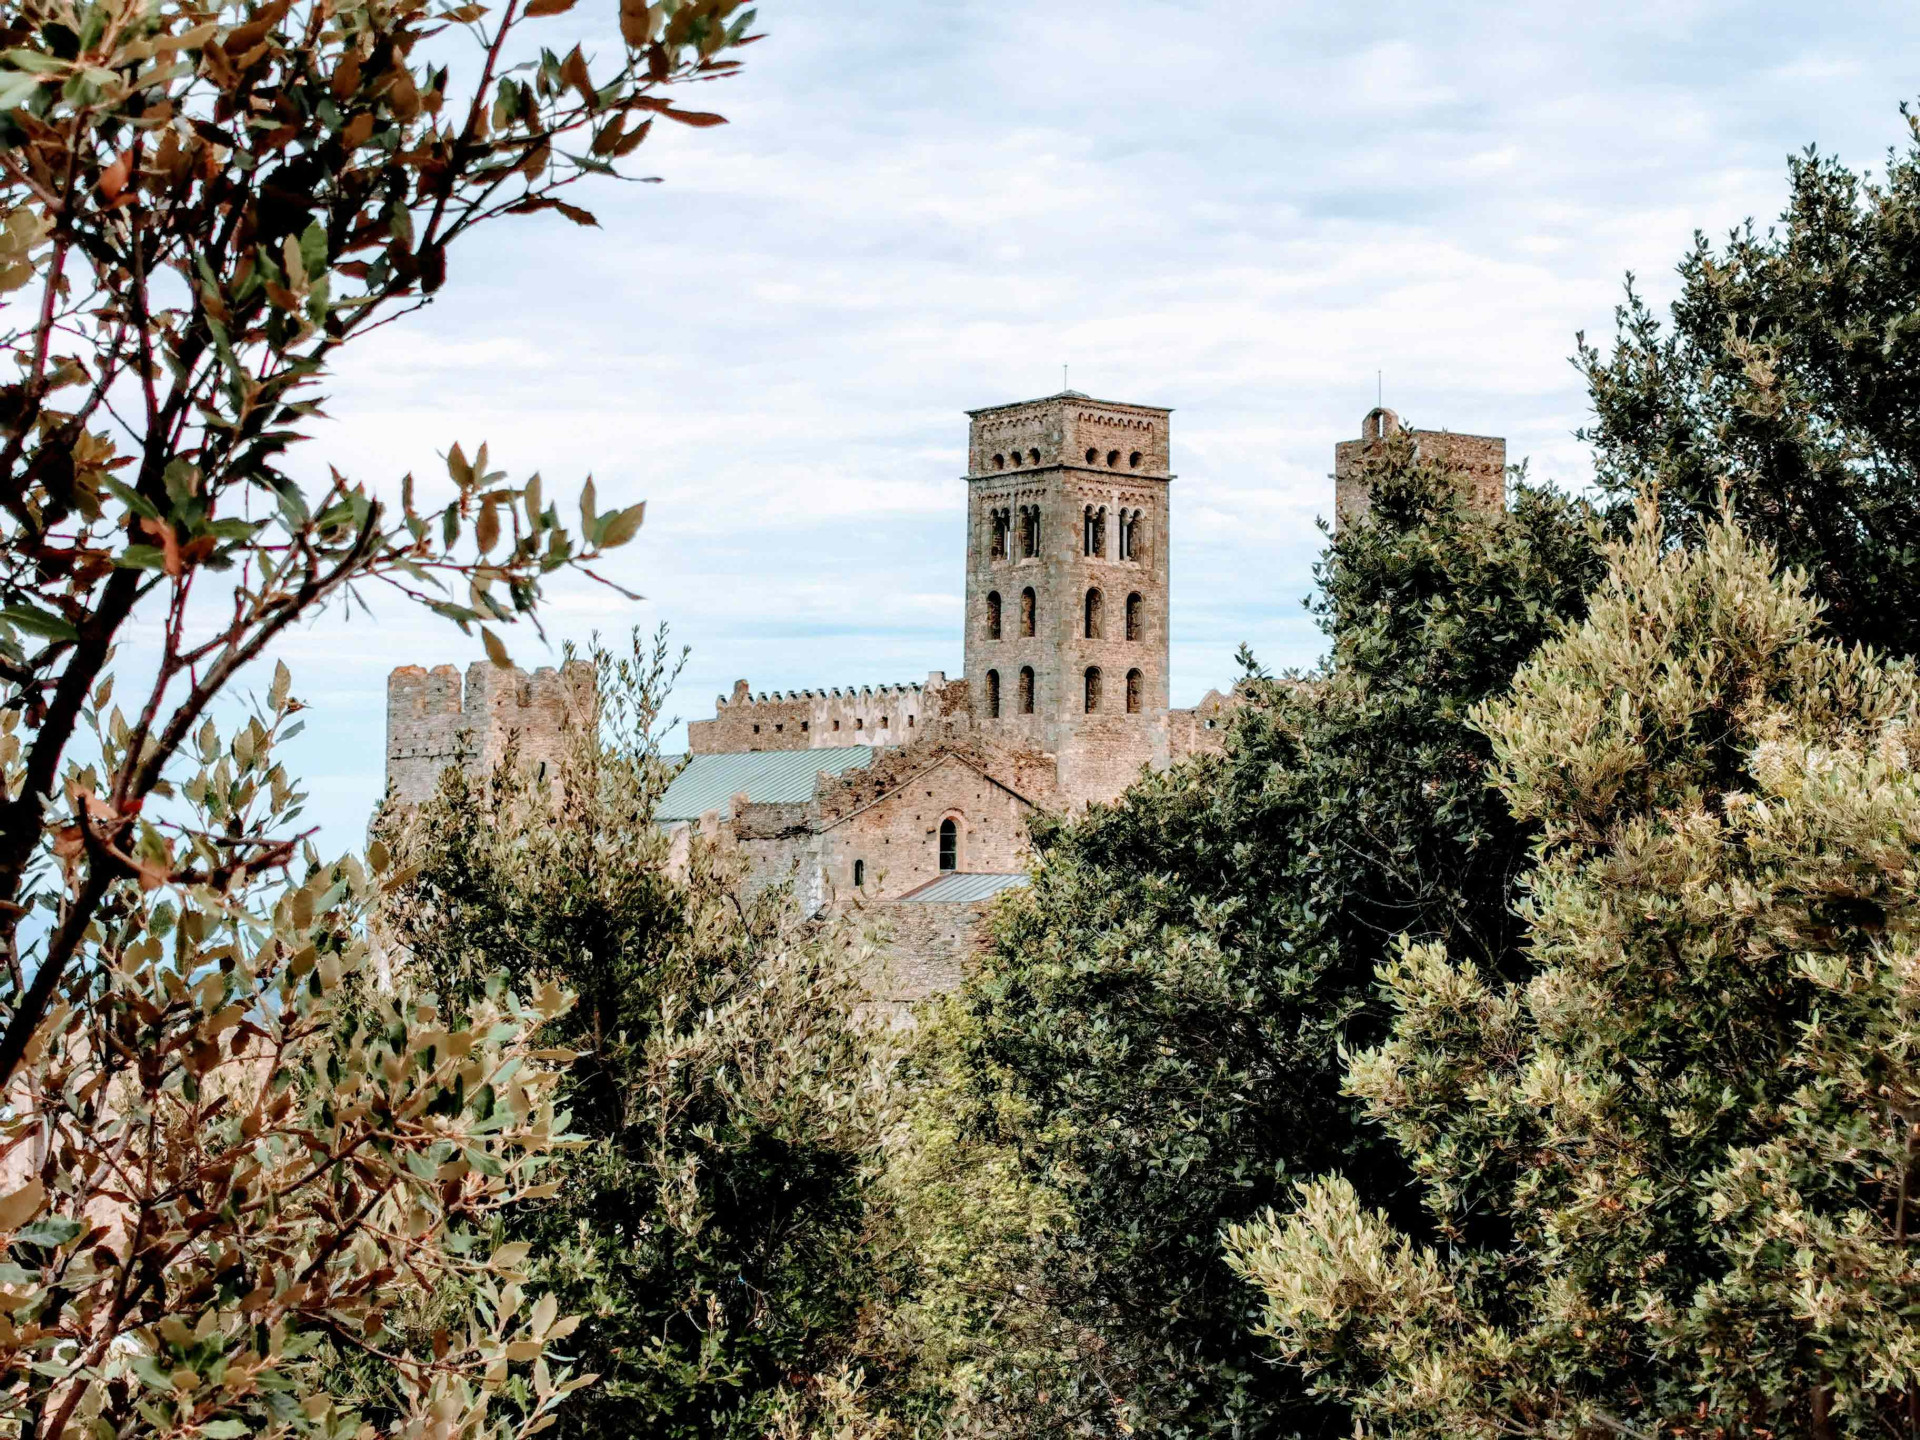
(1, 604, 77, 641)
(16, 1215, 83, 1247)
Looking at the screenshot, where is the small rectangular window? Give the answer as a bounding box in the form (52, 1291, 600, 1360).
(801, 720, 809, 732)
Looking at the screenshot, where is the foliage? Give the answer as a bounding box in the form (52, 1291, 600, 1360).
(1580, 105, 1920, 656)
(0, 1, 752, 1430)
(1227, 507, 1920, 1439)
(375, 629, 902, 1440)
(906, 450, 1604, 1438)
(1, 677, 588, 1439)
(0, 0, 751, 1079)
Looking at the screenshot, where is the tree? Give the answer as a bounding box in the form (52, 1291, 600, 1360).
(910, 450, 1604, 1438)
(375, 630, 901, 1440)
(1228, 507, 1920, 1439)
(0, 0, 751, 1084)
(0, 1, 755, 1430)
(1580, 105, 1920, 656)
(2, 677, 590, 1438)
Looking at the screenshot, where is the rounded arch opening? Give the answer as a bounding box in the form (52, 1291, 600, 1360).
(1020, 587, 1036, 637)
(938, 817, 959, 873)
(1019, 666, 1035, 714)
(986, 668, 1001, 719)
(986, 590, 1002, 640)
(1125, 591, 1142, 641)
(1126, 667, 1143, 713)
(1084, 587, 1104, 640)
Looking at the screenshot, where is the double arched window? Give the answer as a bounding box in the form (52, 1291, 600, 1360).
(939, 818, 959, 872)
(1084, 666, 1102, 714)
(1117, 509, 1142, 561)
(989, 507, 1012, 561)
(986, 669, 1001, 718)
(1083, 505, 1106, 557)
(1019, 505, 1040, 559)
(1019, 666, 1035, 714)
(1084, 588, 1103, 640)
(986, 590, 1002, 640)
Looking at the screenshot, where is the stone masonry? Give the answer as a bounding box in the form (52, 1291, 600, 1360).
(385, 659, 594, 807)
(384, 397, 1506, 1008)
(1333, 406, 1506, 530)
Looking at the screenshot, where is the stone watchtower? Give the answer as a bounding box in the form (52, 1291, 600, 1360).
(961, 390, 1172, 805)
(1333, 407, 1506, 529)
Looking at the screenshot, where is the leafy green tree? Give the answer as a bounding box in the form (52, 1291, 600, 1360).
(1580, 107, 1920, 656)
(1228, 507, 1920, 1439)
(912, 450, 1605, 1438)
(377, 630, 900, 1440)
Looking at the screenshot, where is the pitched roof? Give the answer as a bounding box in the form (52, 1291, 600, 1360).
(894, 871, 1031, 904)
(656, 747, 874, 823)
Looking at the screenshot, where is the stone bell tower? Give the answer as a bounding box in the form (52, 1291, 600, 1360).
(960, 390, 1173, 805)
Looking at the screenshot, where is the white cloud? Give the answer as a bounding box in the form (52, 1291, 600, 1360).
(230, 0, 1920, 854)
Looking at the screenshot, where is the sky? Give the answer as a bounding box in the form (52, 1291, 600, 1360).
(253, 0, 1920, 856)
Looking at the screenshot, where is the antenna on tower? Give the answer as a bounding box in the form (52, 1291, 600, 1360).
(1377, 370, 1382, 408)
(1063, 363, 1069, 392)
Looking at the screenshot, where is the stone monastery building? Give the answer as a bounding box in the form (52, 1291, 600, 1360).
(384, 397, 1503, 1002)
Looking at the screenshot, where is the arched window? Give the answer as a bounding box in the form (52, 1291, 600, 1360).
(1083, 506, 1106, 557)
(986, 669, 1001, 718)
(1007, 450, 1020, 468)
(1084, 666, 1102, 714)
(1125, 591, 1142, 641)
(1020, 587, 1036, 637)
(992, 453, 1005, 470)
(1084, 588, 1103, 639)
(986, 591, 1002, 640)
(1084, 447, 1097, 464)
(1106, 449, 1120, 467)
(1019, 666, 1035, 714)
(1028, 448, 1040, 464)
(1118, 508, 1141, 561)
(1020, 505, 1040, 559)
(939, 818, 958, 872)
(1129, 450, 1142, 468)
(1126, 668, 1143, 713)
(990, 507, 1011, 561)
(853, 858, 865, 887)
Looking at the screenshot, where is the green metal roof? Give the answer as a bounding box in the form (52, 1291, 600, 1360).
(656, 746, 874, 823)
(895, 872, 1030, 904)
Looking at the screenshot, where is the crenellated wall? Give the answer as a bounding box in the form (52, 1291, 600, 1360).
(687, 673, 958, 754)
(384, 659, 593, 805)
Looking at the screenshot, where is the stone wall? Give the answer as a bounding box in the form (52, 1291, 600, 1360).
(818, 750, 1038, 904)
(864, 899, 1000, 1004)
(1163, 687, 1238, 763)
(385, 659, 592, 806)
(1333, 406, 1506, 530)
(688, 675, 954, 755)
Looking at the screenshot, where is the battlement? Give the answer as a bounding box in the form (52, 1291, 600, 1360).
(1333, 407, 1506, 529)
(385, 659, 593, 805)
(688, 673, 956, 756)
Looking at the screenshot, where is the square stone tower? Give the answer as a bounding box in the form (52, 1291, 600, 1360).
(1333, 407, 1506, 529)
(962, 391, 1172, 805)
